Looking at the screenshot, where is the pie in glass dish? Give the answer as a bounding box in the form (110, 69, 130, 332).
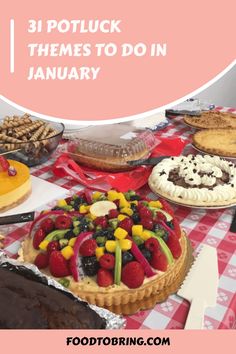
(193, 129, 236, 158)
(20, 189, 192, 314)
(148, 154, 236, 207)
(183, 110, 236, 129)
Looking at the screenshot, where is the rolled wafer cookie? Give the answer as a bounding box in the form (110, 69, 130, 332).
(15, 120, 44, 138)
(0, 133, 23, 143)
(2, 117, 32, 129)
(40, 124, 51, 139)
(30, 123, 46, 141)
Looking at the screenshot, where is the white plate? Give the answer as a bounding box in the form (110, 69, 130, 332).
(0, 176, 69, 216)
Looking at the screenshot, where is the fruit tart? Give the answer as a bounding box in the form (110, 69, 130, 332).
(20, 190, 191, 312)
(0, 156, 31, 212)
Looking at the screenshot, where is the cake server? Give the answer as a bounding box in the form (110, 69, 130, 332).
(128, 156, 170, 166)
(0, 212, 35, 225)
(177, 244, 218, 329)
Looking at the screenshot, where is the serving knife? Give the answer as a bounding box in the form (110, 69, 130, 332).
(177, 244, 218, 329)
(0, 212, 35, 225)
(128, 156, 170, 166)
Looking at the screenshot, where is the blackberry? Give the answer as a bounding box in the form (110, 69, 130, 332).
(81, 256, 99, 276)
(64, 230, 76, 240)
(132, 213, 140, 223)
(130, 204, 138, 212)
(122, 252, 134, 265)
(141, 248, 152, 262)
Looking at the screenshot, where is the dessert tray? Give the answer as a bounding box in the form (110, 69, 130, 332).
(19, 189, 192, 314)
(148, 154, 236, 208)
(183, 111, 236, 129)
(192, 129, 236, 158)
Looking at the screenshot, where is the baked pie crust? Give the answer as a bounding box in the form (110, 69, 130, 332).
(20, 232, 192, 313)
(148, 154, 236, 207)
(183, 111, 236, 129)
(193, 129, 236, 158)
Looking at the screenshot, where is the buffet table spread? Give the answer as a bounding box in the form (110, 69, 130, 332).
(2, 107, 236, 330)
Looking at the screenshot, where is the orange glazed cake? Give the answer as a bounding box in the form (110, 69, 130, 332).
(0, 157, 31, 212)
(20, 190, 191, 313)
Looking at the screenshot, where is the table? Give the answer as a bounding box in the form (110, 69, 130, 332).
(2, 107, 236, 329)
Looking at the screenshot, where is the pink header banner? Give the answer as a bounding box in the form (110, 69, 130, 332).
(0, 0, 235, 121)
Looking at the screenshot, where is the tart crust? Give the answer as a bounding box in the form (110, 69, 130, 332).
(184, 111, 236, 129)
(0, 189, 32, 212)
(193, 129, 236, 158)
(20, 232, 192, 314)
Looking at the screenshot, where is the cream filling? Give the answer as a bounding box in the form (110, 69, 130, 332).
(149, 155, 236, 203)
(0, 178, 31, 209)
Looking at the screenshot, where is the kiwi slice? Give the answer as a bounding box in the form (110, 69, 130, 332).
(114, 243, 122, 285)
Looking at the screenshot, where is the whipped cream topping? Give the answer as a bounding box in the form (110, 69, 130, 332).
(149, 155, 236, 203)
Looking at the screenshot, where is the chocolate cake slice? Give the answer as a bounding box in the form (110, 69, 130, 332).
(0, 265, 106, 329)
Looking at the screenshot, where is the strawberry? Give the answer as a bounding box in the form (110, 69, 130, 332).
(94, 217, 108, 229)
(40, 218, 55, 233)
(144, 237, 159, 252)
(167, 235, 182, 259)
(47, 240, 60, 255)
(34, 253, 49, 269)
(97, 268, 114, 287)
(55, 215, 72, 230)
(79, 239, 97, 257)
(99, 254, 115, 270)
(119, 218, 133, 233)
(154, 212, 166, 222)
(33, 228, 46, 249)
(108, 209, 119, 219)
(172, 218, 182, 239)
(121, 261, 145, 289)
(160, 199, 174, 216)
(49, 250, 70, 277)
(0, 156, 9, 172)
(150, 252, 168, 271)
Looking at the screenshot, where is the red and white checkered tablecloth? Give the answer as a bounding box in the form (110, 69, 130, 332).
(1, 107, 236, 330)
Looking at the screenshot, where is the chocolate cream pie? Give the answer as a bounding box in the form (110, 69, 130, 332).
(148, 155, 236, 207)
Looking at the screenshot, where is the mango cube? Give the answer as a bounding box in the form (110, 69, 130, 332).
(95, 247, 105, 259)
(92, 191, 103, 200)
(141, 230, 152, 241)
(120, 207, 133, 216)
(68, 237, 77, 247)
(117, 214, 128, 221)
(149, 201, 162, 208)
(38, 240, 49, 251)
(57, 199, 67, 207)
(114, 227, 128, 240)
(132, 225, 143, 237)
(105, 241, 117, 253)
(119, 239, 132, 251)
(61, 246, 74, 260)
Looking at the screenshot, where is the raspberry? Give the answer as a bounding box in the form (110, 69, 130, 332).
(172, 218, 182, 239)
(0, 156, 10, 172)
(33, 228, 46, 249)
(79, 239, 97, 257)
(113, 199, 120, 207)
(34, 253, 49, 269)
(55, 215, 72, 230)
(119, 218, 133, 233)
(167, 235, 182, 259)
(145, 237, 159, 252)
(8, 166, 17, 176)
(150, 252, 168, 271)
(121, 261, 145, 289)
(49, 251, 70, 277)
(99, 254, 115, 270)
(108, 209, 119, 219)
(94, 216, 108, 229)
(40, 218, 55, 233)
(141, 218, 154, 230)
(139, 206, 152, 219)
(97, 268, 114, 287)
(47, 240, 60, 255)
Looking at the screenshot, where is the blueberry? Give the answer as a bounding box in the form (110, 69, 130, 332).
(166, 221, 174, 229)
(141, 249, 152, 262)
(82, 256, 99, 276)
(130, 195, 141, 201)
(122, 252, 134, 265)
(132, 213, 140, 223)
